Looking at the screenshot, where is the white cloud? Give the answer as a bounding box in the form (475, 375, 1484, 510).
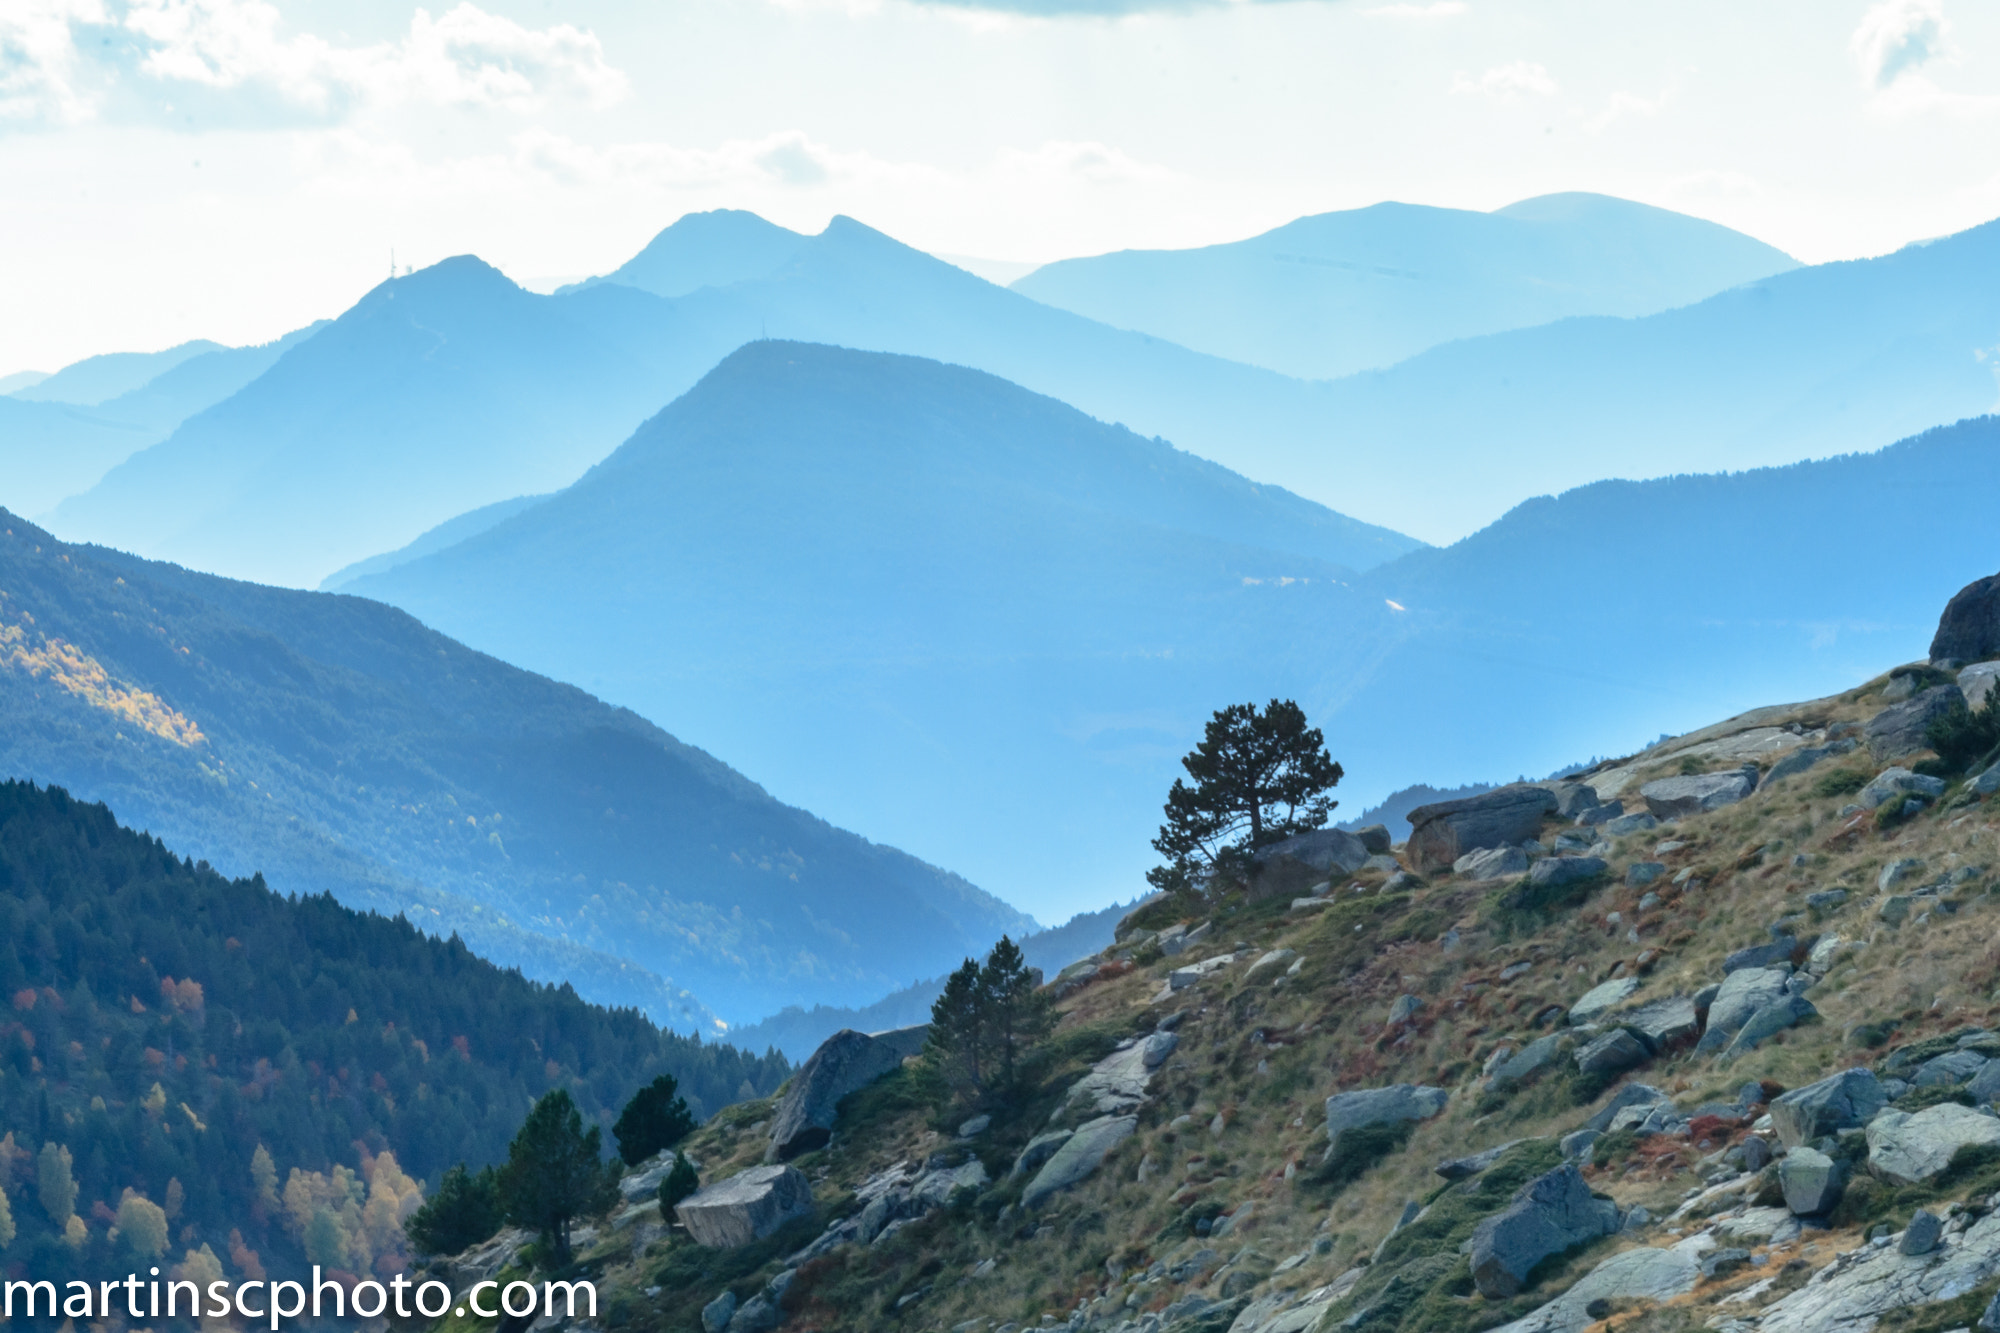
(1363, 3, 1467, 19)
(0, 0, 625, 126)
(1850, 0, 1951, 90)
(1451, 60, 1557, 100)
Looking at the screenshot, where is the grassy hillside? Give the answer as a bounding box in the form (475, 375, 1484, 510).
(528, 653, 2000, 1333)
(0, 779, 784, 1293)
(0, 511, 1035, 1026)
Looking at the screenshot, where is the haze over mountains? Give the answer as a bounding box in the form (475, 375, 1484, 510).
(0, 512, 1035, 1026)
(1011, 192, 1797, 380)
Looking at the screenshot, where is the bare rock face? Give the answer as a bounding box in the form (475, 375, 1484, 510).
(1866, 1103, 2000, 1186)
(1864, 684, 1966, 763)
(676, 1165, 815, 1248)
(1022, 1114, 1136, 1209)
(1769, 1067, 1887, 1148)
(1640, 770, 1755, 818)
(1468, 1163, 1621, 1298)
(1406, 786, 1558, 876)
(1755, 1208, 2000, 1333)
(766, 1028, 918, 1161)
(1931, 571, 2000, 665)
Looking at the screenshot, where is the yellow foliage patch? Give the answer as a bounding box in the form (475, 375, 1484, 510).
(0, 615, 205, 747)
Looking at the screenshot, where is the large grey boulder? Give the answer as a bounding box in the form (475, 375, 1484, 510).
(1696, 967, 1792, 1051)
(1962, 660, 2000, 711)
(1779, 1146, 1847, 1215)
(701, 1291, 737, 1333)
(1010, 1129, 1073, 1179)
(1915, 1049, 1990, 1087)
(1969, 1059, 2000, 1106)
(1324, 1084, 1448, 1156)
(1867, 1103, 2000, 1186)
(1640, 771, 1755, 819)
(1622, 996, 1700, 1053)
(1724, 937, 1797, 973)
(1553, 782, 1602, 819)
(1455, 845, 1530, 881)
(1354, 824, 1393, 854)
(1524, 856, 1606, 890)
(767, 1028, 914, 1161)
(1770, 1067, 1888, 1148)
(1932, 572, 2000, 664)
(1865, 684, 1966, 762)
(1022, 1114, 1136, 1208)
(1723, 996, 1817, 1056)
(1858, 767, 1948, 810)
(1567, 977, 1638, 1025)
(676, 1165, 816, 1248)
(1574, 1029, 1648, 1076)
(1485, 1035, 1564, 1090)
(1467, 1164, 1622, 1298)
(1254, 828, 1370, 876)
(1407, 786, 1558, 876)
(1484, 1239, 1704, 1333)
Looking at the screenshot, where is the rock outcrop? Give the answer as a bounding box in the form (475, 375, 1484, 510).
(1487, 1237, 1705, 1333)
(1468, 1164, 1622, 1298)
(1769, 1067, 1887, 1148)
(1640, 770, 1756, 818)
(1866, 1103, 2000, 1186)
(1023, 1115, 1137, 1208)
(1865, 684, 1966, 762)
(767, 1027, 921, 1161)
(1406, 786, 1558, 875)
(676, 1165, 816, 1248)
(1931, 571, 2000, 664)
(1324, 1084, 1448, 1157)
(1253, 828, 1370, 876)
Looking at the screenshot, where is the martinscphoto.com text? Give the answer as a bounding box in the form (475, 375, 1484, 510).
(3, 1267, 597, 1328)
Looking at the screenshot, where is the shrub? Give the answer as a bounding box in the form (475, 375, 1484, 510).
(658, 1156, 700, 1212)
(1928, 695, 2000, 774)
(406, 1163, 504, 1257)
(1812, 768, 1868, 799)
(1311, 1119, 1417, 1194)
(614, 1073, 699, 1166)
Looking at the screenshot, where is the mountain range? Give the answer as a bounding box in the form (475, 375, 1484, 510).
(1011, 192, 1797, 380)
(0, 509, 1036, 1026)
(339, 340, 1408, 916)
(342, 333, 2000, 911)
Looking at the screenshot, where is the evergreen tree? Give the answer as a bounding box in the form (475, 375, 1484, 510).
(1150, 699, 1343, 891)
(499, 1090, 619, 1266)
(613, 1074, 697, 1167)
(405, 1164, 504, 1257)
(924, 959, 986, 1101)
(977, 936, 1052, 1087)
(657, 1156, 700, 1213)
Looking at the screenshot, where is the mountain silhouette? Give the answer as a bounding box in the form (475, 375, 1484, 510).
(564, 208, 811, 297)
(0, 508, 1035, 1025)
(344, 341, 1413, 918)
(1012, 192, 1796, 380)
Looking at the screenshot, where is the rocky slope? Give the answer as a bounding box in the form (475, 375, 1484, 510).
(444, 581, 2000, 1333)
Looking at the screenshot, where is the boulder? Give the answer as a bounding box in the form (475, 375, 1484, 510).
(1859, 768, 1947, 810)
(1407, 786, 1559, 876)
(1525, 856, 1606, 890)
(1806, 890, 1850, 913)
(1770, 1068, 1888, 1148)
(1639, 771, 1755, 819)
(1915, 1050, 1990, 1087)
(1582, 1083, 1668, 1134)
(1865, 684, 1966, 762)
(1575, 801, 1625, 827)
(910, 1158, 989, 1208)
(1483, 1240, 1702, 1333)
(1455, 845, 1530, 881)
(1724, 938, 1797, 973)
(1567, 977, 1638, 1025)
(701, 1291, 737, 1333)
(726, 1294, 781, 1333)
(1554, 783, 1602, 818)
(676, 1165, 816, 1248)
(1436, 1140, 1527, 1181)
(767, 1028, 913, 1160)
(1878, 857, 1927, 892)
(1603, 812, 1657, 836)
(1696, 968, 1792, 1051)
(1962, 661, 2000, 712)
(1779, 1145, 1847, 1215)
(1932, 572, 2000, 664)
(1324, 1084, 1448, 1156)
(1763, 740, 1859, 786)
(1022, 1114, 1136, 1208)
(1354, 824, 1393, 855)
(1384, 993, 1422, 1026)
(1010, 1129, 1073, 1179)
(1969, 1059, 2000, 1106)
(620, 1151, 684, 1201)
(1902, 1209, 1944, 1256)
(1467, 1163, 1622, 1298)
(1626, 861, 1665, 887)
(1723, 996, 1816, 1055)
(1867, 1103, 2000, 1185)
(1575, 1029, 1649, 1076)
(1977, 760, 2000, 797)
(1623, 996, 1700, 1053)
(1486, 1035, 1564, 1089)
(1254, 828, 1370, 876)
(1245, 948, 1298, 983)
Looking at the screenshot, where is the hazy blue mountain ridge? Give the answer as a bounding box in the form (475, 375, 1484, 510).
(12, 337, 224, 405)
(1012, 192, 1797, 380)
(344, 341, 1404, 919)
(0, 510, 1036, 1026)
(564, 207, 811, 297)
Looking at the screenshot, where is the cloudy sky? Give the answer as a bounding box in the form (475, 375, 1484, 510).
(3, 0, 1998, 373)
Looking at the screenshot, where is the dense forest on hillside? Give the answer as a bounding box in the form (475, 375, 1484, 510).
(0, 781, 786, 1296)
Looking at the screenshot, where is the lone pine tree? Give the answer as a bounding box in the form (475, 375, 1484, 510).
(1150, 699, 1343, 891)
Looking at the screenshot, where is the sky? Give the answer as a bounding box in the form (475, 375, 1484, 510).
(3, 0, 2000, 374)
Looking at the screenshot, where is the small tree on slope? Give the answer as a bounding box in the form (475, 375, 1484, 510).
(500, 1089, 620, 1267)
(1149, 699, 1343, 892)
